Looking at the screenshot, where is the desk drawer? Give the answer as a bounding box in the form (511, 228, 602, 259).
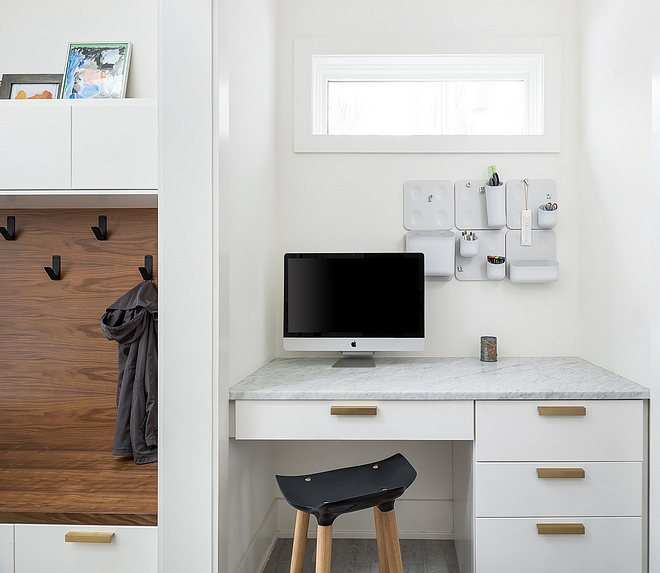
(233, 400, 473, 440)
(475, 462, 642, 517)
(15, 524, 157, 573)
(475, 517, 642, 573)
(475, 400, 643, 461)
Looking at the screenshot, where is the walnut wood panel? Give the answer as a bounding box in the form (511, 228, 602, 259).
(0, 209, 157, 525)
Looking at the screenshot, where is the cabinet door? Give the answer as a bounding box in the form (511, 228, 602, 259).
(0, 525, 13, 573)
(0, 102, 71, 189)
(15, 524, 157, 573)
(71, 100, 157, 190)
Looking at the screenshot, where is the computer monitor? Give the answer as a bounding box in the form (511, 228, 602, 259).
(283, 253, 425, 367)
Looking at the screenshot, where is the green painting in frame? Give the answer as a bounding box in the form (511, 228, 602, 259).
(62, 42, 132, 99)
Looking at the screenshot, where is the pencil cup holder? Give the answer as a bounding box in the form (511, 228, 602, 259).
(486, 260, 506, 281)
(537, 206, 557, 229)
(459, 235, 479, 258)
(480, 336, 497, 362)
(485, 185, 506, 229)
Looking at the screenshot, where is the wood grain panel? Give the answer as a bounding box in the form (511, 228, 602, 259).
(0, 209, 157, 524)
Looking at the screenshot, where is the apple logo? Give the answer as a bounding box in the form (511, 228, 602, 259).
(351, 340, 357, 348)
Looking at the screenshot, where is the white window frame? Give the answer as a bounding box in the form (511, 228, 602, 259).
(294, 37, 561, 153)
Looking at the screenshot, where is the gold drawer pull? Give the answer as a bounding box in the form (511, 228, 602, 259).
(537, 523, 585, 535)
(537, 405, 586, 417)
(330, 406, 378, 416)
(65, 531, 115, 543)
(537, 468, 585, 479)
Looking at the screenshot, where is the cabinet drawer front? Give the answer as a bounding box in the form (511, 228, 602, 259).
(234, 400, 474, 440)
(476, 517, 642, 573)
(476, 400, 643, 461)
(475, 462, 642, 517)
(15, 524, 156, 573)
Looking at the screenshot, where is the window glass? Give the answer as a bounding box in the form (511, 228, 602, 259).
(327, 80, 526, 136)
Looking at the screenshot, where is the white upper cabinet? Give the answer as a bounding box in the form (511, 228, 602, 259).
(0, 99, 157, 192)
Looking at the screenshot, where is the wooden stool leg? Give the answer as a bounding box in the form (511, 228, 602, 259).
(290, 510, 310, 573)
(315, 524, 333, 573)
(380, 508, 404, 573)
(373, 507, 390, 573)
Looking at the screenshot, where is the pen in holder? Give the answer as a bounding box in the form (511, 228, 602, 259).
(538, 202, 557, 229)
(486, 255, 506, 281)
(459, 231, 479, 258)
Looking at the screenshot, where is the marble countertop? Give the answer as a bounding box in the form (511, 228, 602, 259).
(228, 356, 650, 401)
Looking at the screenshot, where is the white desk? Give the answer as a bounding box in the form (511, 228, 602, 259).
(229, 357, 649, 573)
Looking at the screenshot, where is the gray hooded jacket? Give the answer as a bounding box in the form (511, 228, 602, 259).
(101, 281, 158, 464)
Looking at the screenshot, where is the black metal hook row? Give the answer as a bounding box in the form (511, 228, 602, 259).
(2, 215, 110, 241)
(44, 254, 154, 281)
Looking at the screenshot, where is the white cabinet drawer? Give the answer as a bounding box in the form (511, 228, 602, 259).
(0, 525, 13, 573)
(476, 400, 643, 461)
(475, 462, 642, 517)
(233, 400, 474, 440)
(15, 524, 157, 573)
(476, 517, 642, 573)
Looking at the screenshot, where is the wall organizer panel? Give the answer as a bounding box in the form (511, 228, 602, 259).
(0, 209, 157, 525)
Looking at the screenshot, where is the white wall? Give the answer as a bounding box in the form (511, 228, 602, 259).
(577, 0, 652, 385)
(225, 0, 279, 569)
(276, 0, 581, 359)
(0, 0, 157, 98)
(649, 2, 659, 570)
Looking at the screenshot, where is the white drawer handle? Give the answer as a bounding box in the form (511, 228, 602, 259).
(537, 468, 585, 479)
(65, 532, 115, 543)
(537, 523, 585, 535)
(537, 405, 586, 417)
(330, 406, 378, 416)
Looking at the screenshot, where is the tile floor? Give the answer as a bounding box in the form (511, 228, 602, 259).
(262, 538, 460, 573)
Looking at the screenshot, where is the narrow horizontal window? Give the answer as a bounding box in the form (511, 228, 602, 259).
(294, 38, 560, 153)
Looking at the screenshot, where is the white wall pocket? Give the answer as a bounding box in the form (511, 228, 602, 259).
(405, 230, 455, 279)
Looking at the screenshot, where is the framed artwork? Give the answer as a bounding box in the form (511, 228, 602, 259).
(62, 42, 132, 99)
(0, 74, 63, 99)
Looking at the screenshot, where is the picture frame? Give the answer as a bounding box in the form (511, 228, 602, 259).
(61, 42, 132, 99)
(0, 74, 63, 100)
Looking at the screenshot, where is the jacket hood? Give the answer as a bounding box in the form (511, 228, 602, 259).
(105, 281, 158, 314)
(101, 282, 158, 345)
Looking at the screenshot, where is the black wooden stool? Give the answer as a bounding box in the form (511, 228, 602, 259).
(276, 453, 417, 573)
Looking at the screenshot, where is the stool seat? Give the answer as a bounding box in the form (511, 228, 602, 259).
(276, 453, 417, 526)
(277, 453, 416, 573)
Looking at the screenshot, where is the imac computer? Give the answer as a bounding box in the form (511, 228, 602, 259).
(283, 253, 425, 367)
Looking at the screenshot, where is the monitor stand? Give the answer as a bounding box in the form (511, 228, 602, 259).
(332, 352, 376, 368)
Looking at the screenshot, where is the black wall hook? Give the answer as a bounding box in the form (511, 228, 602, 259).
(0, 216, 15, 240)
(91, 215, 107, 240)
(139, 255, 153, 281)
(45, 255, 61, 280)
